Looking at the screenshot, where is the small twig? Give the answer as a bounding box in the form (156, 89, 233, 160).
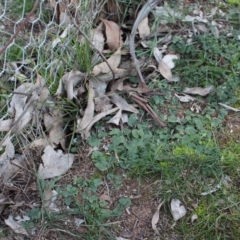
(0, 0, 39, 56)
(129, 0, 162, 88)
(129, 92, 148, 104)
(146, 103, 166, 128)
(130, 93, 166, 128)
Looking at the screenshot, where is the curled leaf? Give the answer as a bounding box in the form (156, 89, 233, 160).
(175, 93, 194, 103)
(183, 86, 213, 96)
(162, 54, 179, 69)
(151, 201, 164, 235)
(158, 60, 172, 81)
(101, 19, 123, 50)
(153, 47, 162, 63)
(93, 47, 122, 76)
(138, 17, 150, 38)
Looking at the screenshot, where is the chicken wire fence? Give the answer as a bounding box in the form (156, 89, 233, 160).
(0, 0, 107, 88)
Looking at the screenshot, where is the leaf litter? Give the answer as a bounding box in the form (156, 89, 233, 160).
(1, 0, 240, 238)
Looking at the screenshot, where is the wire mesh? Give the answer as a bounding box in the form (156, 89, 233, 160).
(0, 0, 108, 123)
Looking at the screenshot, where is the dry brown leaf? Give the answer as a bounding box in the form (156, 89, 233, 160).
(8, 83, 33, 120)
(138, 17, 150, 38)
(94, 95, 110, 112)
(107, 109, 122, 125)
(38, 145, 74, 179)
(110, 94, 138, 113)
(78, 83, 95, 130)
(44, 111, 65, 148)
(0, 136, 15, 164)
(0, 119, 13, 131)
(101, 18, 123, 50)
(92, 47, 123, 76)
(99, 193, 111, 202)
(90, 22, 104, 53)
(158, 60, 172, 81)
(183, 86, 213, 96)
(56, 71, 85, 99)
(0, 155, 24, 182)
(90, 78, 107, 97)
(59, 11, 71, 26)
(5, 215, 29, 236)
(29, 138, 49, 149)
(175, 93, 195, 103)
(151, 201, 164, 235)
(153, 47, 162, 63)
(85, 107, 119, 133)
(218, 103, 240, 112)
(111, 78, 125, 91)
(43, 183, 59, 212)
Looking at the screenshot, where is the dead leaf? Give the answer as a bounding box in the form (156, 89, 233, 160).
(38, 145, 74, 179)
(56, 71, 85, 99)
(158, 60, 172, 81)
(162, 54, 179, 69)
(94, 95, 110, 112)
(78, 83, 95, 130)
(90, 78, 107, 96)
(0, 119, 13, 131)
(5, 215, 29, 236)
(44, 111, 65, 148)
(151, 201, 164, 235)
(85, 107, 119, 133)
(110, 78, 125, 91)
(170, 199, 187, 221)
(43, 184, 59, 212)
(99, 193, 111, 202)
(107, 109, 122, 125)
(191, 214, 198, 223)
(29, 138, 49, 149)
(110, 94, 139, 113)
(0, 136, 15, 164)
(183, 86, 213, 96)
(175, 93, 195, 103)
(218, 103, 240, 112)
(4, 136, 14, 159)
(138, 17, 150, 38)
(153, 47, 162, 63)
(101, 19, 123, 50)
(90, 22, 104, 53)
(0, 155, 24, 182)
(92, 47, 122, 76)
(8, 83, 33, 120)
(121, 113, 128, 123)
(59, 11, 71, 26)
